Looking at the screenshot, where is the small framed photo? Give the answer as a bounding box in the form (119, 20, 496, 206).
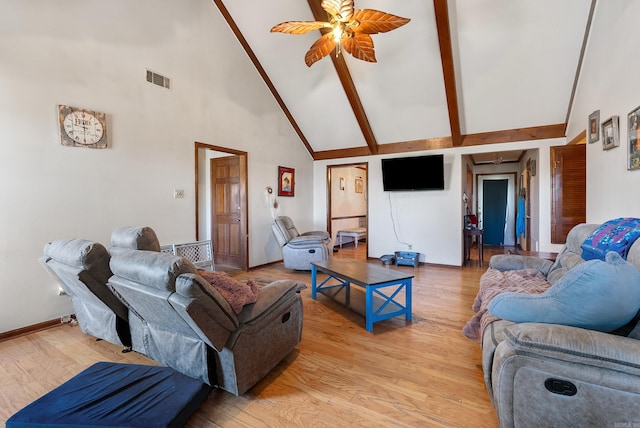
(278, 166, 295, 197)
(588, 110, 600, 143)
(601, 116, 620, 150)
(355, 177, 363, 193)
(628, 106, 640, 170)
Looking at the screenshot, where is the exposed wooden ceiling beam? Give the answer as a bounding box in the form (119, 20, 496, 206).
(567, 130, 586, 145)
(211, 0, 315, 159)
(313, 146, 373, 161)
(565, 0, 597, 128)
(213, 1, 572, 163)
(433, 0, 462, 147)
(314, 124, 565, 160)
(307, 0, 379, 156)
(461, 123, 566, 146)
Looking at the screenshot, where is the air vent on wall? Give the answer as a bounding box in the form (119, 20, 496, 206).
(146, 70, 170, 89)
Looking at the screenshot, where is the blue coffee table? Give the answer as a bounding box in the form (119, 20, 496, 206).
(311, 259, 413, 332)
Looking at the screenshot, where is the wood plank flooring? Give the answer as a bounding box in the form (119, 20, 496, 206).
(0, 244, 510, 427)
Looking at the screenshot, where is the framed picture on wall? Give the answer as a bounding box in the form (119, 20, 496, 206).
(355, 177, 363, 193)
(628, 105, 640, 170)
(602, 116, 620, 150)
(588, 110, 600, 143)
(278, 166, 295, 197)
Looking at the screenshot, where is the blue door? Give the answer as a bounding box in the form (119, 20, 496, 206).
(483, 179, 508, 246)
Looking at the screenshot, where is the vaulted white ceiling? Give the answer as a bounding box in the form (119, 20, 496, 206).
(214, 0, 594, 160)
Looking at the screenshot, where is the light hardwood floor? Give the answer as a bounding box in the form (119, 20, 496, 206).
(0, 243, 505, 427)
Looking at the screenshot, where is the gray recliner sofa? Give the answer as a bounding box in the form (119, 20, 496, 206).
(478, 223, 640, 427)
(272, 216, 333, 270)
(107, 226, 305, 395)
(40, 239, 131, 350)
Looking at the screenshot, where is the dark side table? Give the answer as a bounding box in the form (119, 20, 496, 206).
(464, 228, 484, 266)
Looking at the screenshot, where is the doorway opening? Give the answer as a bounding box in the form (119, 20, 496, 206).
(327, 163, 368, 261)
(195, 142, 248, 272)
(477, 173, 517, 247)
(463, 148, 540, 264)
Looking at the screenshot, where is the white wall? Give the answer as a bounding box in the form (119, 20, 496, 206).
(567, 1, 640, 223)
(331, 166, 367, 218)
(197, 148, 228, 241)
(0, 0, 311, 333)
(313, 138, 565, 266)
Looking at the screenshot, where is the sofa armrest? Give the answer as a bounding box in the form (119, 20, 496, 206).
(238, 280, 305, 324)
(488, 254, 553, 274)
(301, 231, 331, 240)
(481, 319, 515, 404)
(490, 322, 640, 427)
(500, 323, 640, 372)
(171, 274, 239, 351)
(287, 235, 331, 247)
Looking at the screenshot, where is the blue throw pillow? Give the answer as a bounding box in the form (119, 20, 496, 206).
(488, 252, 640, 332)
(580, 217, 640, 261)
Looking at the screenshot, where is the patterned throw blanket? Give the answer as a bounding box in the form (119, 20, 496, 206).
(198, 270, 258, 314)
(580, 217, 640, 261)
(462, 268, 551, 343)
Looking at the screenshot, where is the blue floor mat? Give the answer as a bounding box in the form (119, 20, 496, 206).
(7, 362, 212, 428)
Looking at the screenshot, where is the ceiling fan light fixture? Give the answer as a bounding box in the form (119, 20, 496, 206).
(270, 0, 410, 67)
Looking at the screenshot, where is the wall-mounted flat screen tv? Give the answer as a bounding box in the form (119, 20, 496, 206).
(381, 154, 445, 191)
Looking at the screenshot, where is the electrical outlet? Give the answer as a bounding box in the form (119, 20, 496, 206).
(61, 315, 72, 324)
(174, 189, 184, 199)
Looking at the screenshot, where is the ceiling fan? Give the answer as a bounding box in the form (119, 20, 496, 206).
(270, 0, 410, 67)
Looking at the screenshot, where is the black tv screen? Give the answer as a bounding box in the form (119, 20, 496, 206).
(381, 154, 445, 191)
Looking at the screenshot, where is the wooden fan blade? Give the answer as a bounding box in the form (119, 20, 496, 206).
(271, 21, 331, 34)
(305, 33, 336, 67)
(351, 9, 411, 34)
(342, 33, 376, 63)
(321, 0, 354, 22)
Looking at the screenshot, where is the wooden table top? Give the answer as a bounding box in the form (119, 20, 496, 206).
(312, 259, 414, 287)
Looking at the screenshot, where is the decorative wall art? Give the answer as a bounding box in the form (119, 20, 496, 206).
(278, 166, 295, 197)
(601, 116, 620, 150)
(588, 110, 600, 143)
(628, 106, 640, 170)
(355, 177, 363, 193)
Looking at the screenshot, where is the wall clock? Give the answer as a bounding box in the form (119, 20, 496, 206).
(58, 105, 107, 148)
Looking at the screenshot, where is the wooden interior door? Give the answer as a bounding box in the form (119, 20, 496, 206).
(551, 144, 586, 244)
(211, 155, 247, 270)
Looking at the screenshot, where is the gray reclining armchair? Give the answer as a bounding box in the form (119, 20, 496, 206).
(107, 226, 305, 395)
(272, 216, 333, 270)
(40, 239, 131, 350)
